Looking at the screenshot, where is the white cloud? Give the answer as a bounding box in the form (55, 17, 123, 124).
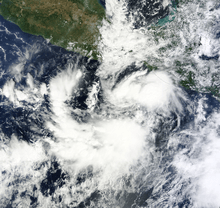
(106, 70, 185, 113)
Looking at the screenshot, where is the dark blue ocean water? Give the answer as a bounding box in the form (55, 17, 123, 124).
(98, 0, 106, 9)
(0, 1, 220, 206)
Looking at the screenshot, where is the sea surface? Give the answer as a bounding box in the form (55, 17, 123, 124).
(0, 0, 220, 207)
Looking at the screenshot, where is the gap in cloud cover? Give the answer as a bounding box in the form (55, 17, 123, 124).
(1, 0, 220, 207)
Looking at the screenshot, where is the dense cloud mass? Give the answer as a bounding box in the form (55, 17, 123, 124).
(0, 0, 220, 207)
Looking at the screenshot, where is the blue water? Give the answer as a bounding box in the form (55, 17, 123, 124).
(98, 0, 105, 9)
(0, 1, 220, 207)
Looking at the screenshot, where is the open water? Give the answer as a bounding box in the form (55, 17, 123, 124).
(0, 0, 220, 207)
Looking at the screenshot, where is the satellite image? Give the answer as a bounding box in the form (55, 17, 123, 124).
(0, 0, 220, 207)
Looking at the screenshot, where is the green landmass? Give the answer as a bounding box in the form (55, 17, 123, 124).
(144, 2, 220, 99)
(0, 0, 105, 60)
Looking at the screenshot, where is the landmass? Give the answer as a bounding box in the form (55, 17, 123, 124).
(1, 0, 218, 98)
(0, 0, 105, 60)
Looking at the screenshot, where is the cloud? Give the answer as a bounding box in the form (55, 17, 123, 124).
(106, 70, 185, 113)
